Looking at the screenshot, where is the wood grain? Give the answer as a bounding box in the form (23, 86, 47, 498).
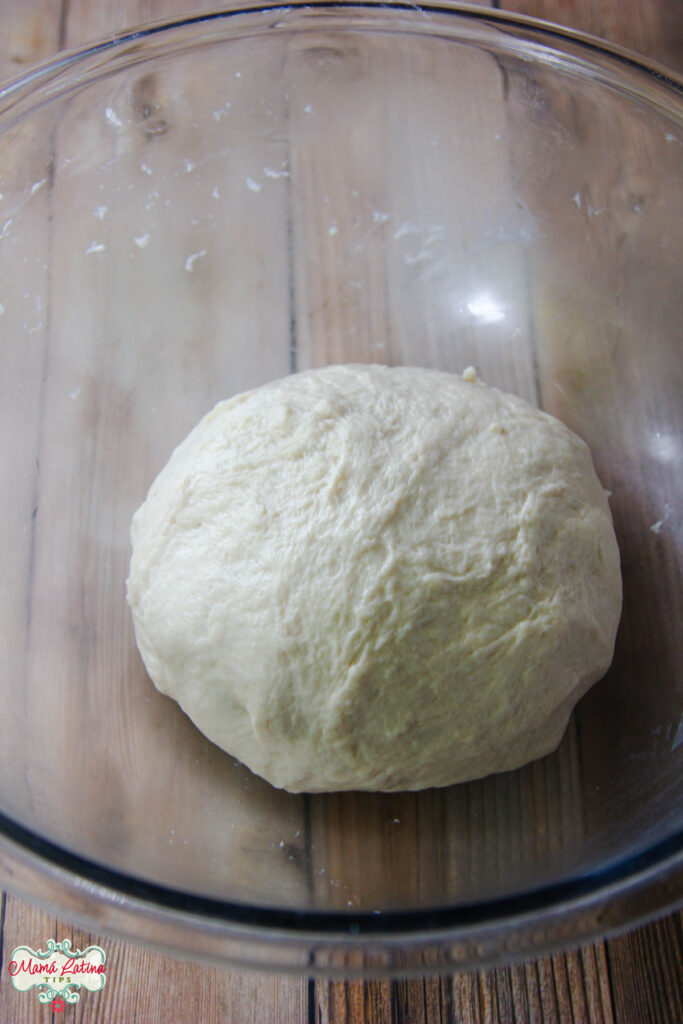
(0, 0, 64, 72)
(0, 2, 681, 1024)
(22, 0, 308, 905)
(1, 895, 682, 1023)
(280, 0, 568, 920)
(607, 913, 683, 1024)
(0, 892, 307, 1023)
(502, 0, 683, 74)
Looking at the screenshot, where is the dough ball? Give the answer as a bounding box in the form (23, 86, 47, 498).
(127, 364, 621, 792)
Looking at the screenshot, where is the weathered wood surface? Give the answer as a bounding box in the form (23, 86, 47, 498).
(0, 2, 681, 1023)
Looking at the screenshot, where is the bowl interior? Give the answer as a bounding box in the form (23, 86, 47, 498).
(0, 5, 681, 919)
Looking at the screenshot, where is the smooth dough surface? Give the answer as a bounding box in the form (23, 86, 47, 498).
(127, 364, 622, 792)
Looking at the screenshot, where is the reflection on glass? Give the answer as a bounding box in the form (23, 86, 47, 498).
(466, 293, 506, 323)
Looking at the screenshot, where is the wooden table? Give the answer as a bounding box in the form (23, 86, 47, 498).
(0, 1, 681, 1021)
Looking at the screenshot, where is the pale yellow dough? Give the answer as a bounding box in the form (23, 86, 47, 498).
(127, 364, 622, 792)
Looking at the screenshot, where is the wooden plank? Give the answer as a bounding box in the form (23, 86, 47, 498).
(0, 892, 307, 1023)
(0, 0, 63, 82)
(501, 0, 683, 74)
(607, 912, 683, 1024)
(285, 3, 537, 392)
(0, 0, 62, 844)
(312, 0, 681, 1017)
(0, 153, 52, 827)
(281, 3, 586, 955)
(0, 3, 301, 1021)
(0, 895, 54, 1024)
(496, 5, 683, 1024)
(281, 20, 546, 937)
(315, 947, 618, 1024)
(0, 16, 65, 1024)
(62, 0, 211, 49)
(16, 0, 312, 907)
(506, 0, 683, 876)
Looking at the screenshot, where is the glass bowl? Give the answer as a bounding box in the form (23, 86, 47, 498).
(0, 2, 681, 975)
